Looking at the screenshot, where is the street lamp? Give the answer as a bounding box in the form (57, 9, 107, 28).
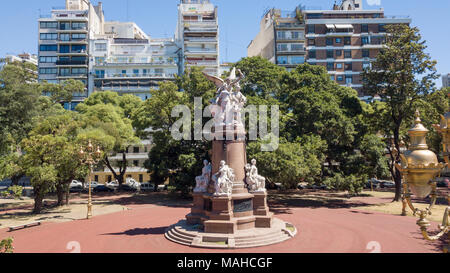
(78, 140, 102, 219)
(396, 110, 449, 253)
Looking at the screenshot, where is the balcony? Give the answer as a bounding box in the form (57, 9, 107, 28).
(186, 61, 217, 66)
(185, 48, 217, 54)
(184, 37, 217, 43)
(184, 27, 218, 33)
(56, 60, 87, 66)
(58, 73, 87, 78)
(100, 73, 175, 79)
(184, 20, 217, 27)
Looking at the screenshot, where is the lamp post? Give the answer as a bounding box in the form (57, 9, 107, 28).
(78, 140, 102, 219)
(396, 110, 449, 253)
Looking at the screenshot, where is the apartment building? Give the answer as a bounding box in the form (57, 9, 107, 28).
(89, 22, 181, 100)
(176, 0, 220, 76)
(248, 7, 306, 72)
(4, 53, 38, 66)
(443, 74, 450, 88)
(248, 0, 411, 96)
(38, 0, 104, 110)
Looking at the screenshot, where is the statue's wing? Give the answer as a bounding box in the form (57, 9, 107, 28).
(203, 72, 224, 88)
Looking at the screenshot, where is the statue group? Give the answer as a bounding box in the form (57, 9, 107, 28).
(203, 68, 247, 127)
(245, 159, 266, 192)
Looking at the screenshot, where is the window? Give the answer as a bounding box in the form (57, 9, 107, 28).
(40, 21, 57, 29)
(345, 62, 352, 71)
(344, 37, 351, 45)
(361, 24, 368, 33)
(59, 68, 70, 76)
(344, 50, 352, 58)
(121, 70, 127, 75)
(40, 33, 57, 40)
(59, 45, 70, 53)
(95, 70, 105, 78)
(72, 22, 86, 30)
(335, 50, 342, 57)
(361, 36, 369, 45)
(277, 31, 286, 39)
(139, 174, 143, 183)
(95, 43, 107, 51)
(362, 49, 370, 58)
(107, 176, 112, 183)
(95, 57, 105, 65)
(276, 56, 287, 64)
(94, 175, 98, 182)
(308, 50, 316, 59)
(133, 147, 140, 153)
(327, 62, 334, 71)
(291, 44, 303, 51)
(39, 56, 57, 63)
(363, 62, 371, 70)
(326, 38, 333, 46)
(327, 50, 334, 58)
(345, 75, 353, 84)
(71, 45, 86, 53)
(308, 39, 315, 46)
(379, 24, 386, 32)
(72, 33, 86, 40)
(133, 69, 139, 76)
(39, 68, 57, 74)
(336, 63, 343, 69)
(291, 56, 305, 64)
(330, 75, 335, 81)
(277, 44, 288, 52)
(337, 75, 344, 82)
(307, 25, 315, 34)
(71, 68, 87, 74)
(133, 160, 139, 167)
(291, 31, 302, 39)
(335, 38, 342, 44)
(60, 33, 70, 41)
(40, 44, 57, 51)
(59, 22, 70, 30)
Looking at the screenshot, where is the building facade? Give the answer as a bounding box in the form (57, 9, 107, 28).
(176, 0, 220, 76)
(248, 0, 411, 97)
(443, 74, 450, 88)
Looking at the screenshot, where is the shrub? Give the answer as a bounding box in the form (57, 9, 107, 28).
(8, 185, 23, 199)
(0, 238, 14, 253)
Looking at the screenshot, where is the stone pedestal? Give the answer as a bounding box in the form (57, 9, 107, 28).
(251, 191, 273, 228)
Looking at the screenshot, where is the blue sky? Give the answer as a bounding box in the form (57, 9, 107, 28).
(0, 0, 448, 87)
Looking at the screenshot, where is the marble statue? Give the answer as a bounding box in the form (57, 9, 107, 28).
(194, 160, 212, 193)
(203, 68, 245, 127)
(245, 159, 266, 192)
(211, 160, 234, 196)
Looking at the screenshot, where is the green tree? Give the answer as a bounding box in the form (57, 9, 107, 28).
(39, 79, 85, 104)
(0, 237, 14, 253)
(362, 24, 438, 201)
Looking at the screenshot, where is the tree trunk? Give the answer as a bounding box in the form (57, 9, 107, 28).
(11, 174, 23, 186)
(392, 125, 402, 202)
(56, 184, 64, 206)
(65, 189, 70, 206)
(33, 193, 44, 214)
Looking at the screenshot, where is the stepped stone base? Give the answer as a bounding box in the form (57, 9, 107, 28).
(165, 218, 297, 249)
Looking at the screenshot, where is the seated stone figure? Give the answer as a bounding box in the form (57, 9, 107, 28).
(211, 160, 234, 196)
(245, 159, 266, 192)
(194, 160, 211, 193)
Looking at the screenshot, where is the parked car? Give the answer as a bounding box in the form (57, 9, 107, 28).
(70, 180, 83, 188)
(140, 183, 155, 191)
(84, 181, 99, 189)
(93, 185, 114, 193)
(121, 184, 138, 192)
(106, 180, 119, 189)
(126, 178, 141, 191)
(380, 180, 395, 188)
(365, 178, 382, 189)
(69, 186, 84, 193)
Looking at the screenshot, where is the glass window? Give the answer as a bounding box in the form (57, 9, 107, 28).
(39, 56, 57, 63)
(95, 70, 105, 78)
(379, 24, 386, 32)
(330, 75, 335, 81)
(133, 147, 140, 153)
(307, 25, 315, 34)
(60, 34, 70, 41)
(308, 39, 315, 46)
(361, 36, 369, 45)
(72, 33, 86, 40)
(95, 57, 105, 65)
(95, 43, 107, 51)
(133, 69, 139, 75)
(362, 49, 370, 58)
(308, 50, 316, 59)
(345, 75, 353, 84)
(327, 62, 334, 71)
(337, 75, 343, 81)
(344, 37, 351, 45)
(327, 50, 334, 58)
(72, 22, 86, 30)
(59, 22, 70, 30)
(40, 44, 57, 51)
(363, 62, 371, 70)
(291, 44, 303, 51)
(326, 38, 333, 46)
(277, 31, 286, 39)
(71, 68, 87, 75)
(291, 56, 305, 64)
(59, 68, 70, 76)
(345, 62, 352, 71)
(277, 56, 288, 64)
(335, 50, 342, 57)
(40, 21, 58, 29)
(291, 31, 302, 39)
(344, 50, 352, 58)
(361, 24, 368, 33)
(336, 63, 343, 69)
(71, 45, 86, 53)
(277, 44, 288, 52)
(335, 38, 342, 44)
(59, 45, 70, 53)
(39, 68, 57, 74)
(40, 33, 57, 40)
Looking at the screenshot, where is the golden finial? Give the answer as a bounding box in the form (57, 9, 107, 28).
(414, 109, 421, 124)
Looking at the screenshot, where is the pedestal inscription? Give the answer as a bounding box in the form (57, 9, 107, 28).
(233, 198, 253, 213)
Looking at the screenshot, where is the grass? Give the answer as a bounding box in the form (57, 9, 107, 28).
(286, 226, 295, 233)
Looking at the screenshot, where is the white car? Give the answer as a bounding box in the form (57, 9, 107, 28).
(126, 178, 141, 190)
(84, 181, 99, 189)
(106, 180, 119, 189)
(70, 180, 83, 188)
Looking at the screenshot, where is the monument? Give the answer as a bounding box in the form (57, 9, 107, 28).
(165, 68, 296, 249)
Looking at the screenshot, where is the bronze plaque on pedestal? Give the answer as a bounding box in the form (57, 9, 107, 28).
(233, 198, 253, 213)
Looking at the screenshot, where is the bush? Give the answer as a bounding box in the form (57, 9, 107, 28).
(1, 191, 9, 198)
(8, 185, 23, 199)
(323, 173, 365, 195)
(0, 237, 14, 253)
